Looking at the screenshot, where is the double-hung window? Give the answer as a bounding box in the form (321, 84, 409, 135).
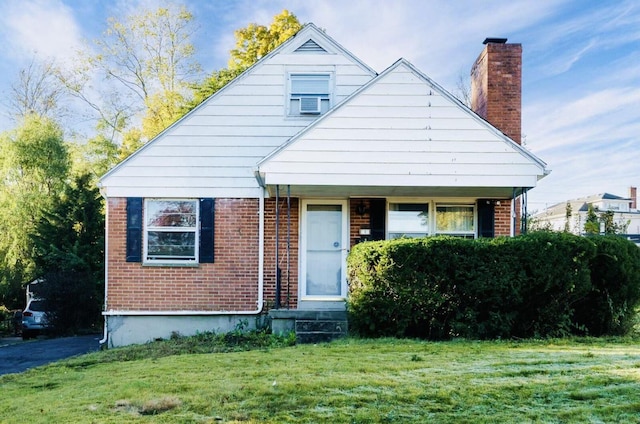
(435, 204, 475, 238)
(288, 74, 331, 116)
(144, 199, 199, 263)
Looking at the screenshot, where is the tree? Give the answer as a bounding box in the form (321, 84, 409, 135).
(96, 4, 200, 139)
(584, 205, 600, 235)
(0, 116, 70, 309)
(454, 71, 472, 107)
(5, 56, 67, 123)
(564, 202, 572, 233)
(30, 173, 105, 333)
(185, 10, 302, 112)
(600, 210, 629, 235)
(183, 67, 244, 113)
(59, 3, 200, 145)
(228, 10, 302, 71)
(70, 134, 120, 179)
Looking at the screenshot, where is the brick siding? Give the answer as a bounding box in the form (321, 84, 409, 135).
(263, 197, 299, 310)
(107, 195, 518, 313)
(106, 197, 261, 311)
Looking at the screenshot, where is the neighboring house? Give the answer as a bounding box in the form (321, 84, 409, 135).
(98, 24, 548, 347)
(533, 187, 640, 243)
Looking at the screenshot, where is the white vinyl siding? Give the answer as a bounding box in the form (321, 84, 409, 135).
(99, 25, 376, 199)
(259, 61, 546, 192)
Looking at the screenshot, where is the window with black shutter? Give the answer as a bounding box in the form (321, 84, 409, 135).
(125, 197, 214, 264)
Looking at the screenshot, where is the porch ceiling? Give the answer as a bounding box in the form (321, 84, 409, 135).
(264, 184, 525, 199)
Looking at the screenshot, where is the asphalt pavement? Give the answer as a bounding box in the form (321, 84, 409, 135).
(0, 334, 101, 375)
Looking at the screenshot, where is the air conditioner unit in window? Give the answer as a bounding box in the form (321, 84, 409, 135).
(300, 97, 322, 114)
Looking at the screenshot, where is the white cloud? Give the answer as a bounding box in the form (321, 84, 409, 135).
(525, 86, 640, 155)
(0, 0, 84, 64)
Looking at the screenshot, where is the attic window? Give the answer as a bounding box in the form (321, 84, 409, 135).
(288, 73, 332, 116)
(295, 39, 327, 53)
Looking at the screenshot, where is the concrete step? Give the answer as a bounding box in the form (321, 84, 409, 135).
(295, 318, 348, 344)
(269, 309, 349, 343)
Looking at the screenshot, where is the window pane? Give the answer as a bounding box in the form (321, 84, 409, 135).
(291, 75, 329, 94)
(388, 203, 428, 238)
(147, 200, 196, 227)
(436, 205, 474, 233)
(147, 231, 196, 259)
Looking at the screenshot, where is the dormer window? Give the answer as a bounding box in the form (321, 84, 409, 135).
(288, 73, 331, 116)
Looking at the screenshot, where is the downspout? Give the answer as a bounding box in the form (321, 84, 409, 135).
(275, 185, 281, 309)
(98, 186, 109, 345)
(511, 187, 517, 237)
(256, 188, 265, 314)
(286, 185, 291, 308)
(102, 187, 266, 319)
(522, 188, 528, 234)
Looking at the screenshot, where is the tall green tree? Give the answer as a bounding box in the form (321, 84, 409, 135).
(59, 3, 200, 147)
(30, 173, 105, 333)
(0, 115, 70, 308)
(563, 202, 572, 233)
(584, 205, 600, 235)
(95, 3, 200, 140)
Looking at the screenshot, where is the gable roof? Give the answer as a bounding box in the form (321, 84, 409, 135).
(257, 58, 548, 198)
(98, 23, 377, 198)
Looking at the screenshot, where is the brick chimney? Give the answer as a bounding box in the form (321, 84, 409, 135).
(630, 186, 637, 210)
(471, 38, 522, 144)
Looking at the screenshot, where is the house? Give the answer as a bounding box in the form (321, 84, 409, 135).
(533, 187, 640, 243)
(98, 24, 548, 347)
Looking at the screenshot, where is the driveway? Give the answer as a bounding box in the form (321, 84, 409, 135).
(0, 334, 101, 375)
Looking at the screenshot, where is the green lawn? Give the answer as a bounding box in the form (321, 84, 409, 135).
(2, 336, 640, 423)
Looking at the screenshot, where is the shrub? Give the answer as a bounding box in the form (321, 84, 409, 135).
(573, 236, 640, 335)
(347, 232, 638, 340)
(490, 232, 595, 338)
(347, 237, 463, 339)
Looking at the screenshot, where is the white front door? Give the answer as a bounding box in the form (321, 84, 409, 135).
(301, 200, 348, 302)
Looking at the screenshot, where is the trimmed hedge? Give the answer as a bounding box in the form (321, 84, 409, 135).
(347, 232, 640, 340)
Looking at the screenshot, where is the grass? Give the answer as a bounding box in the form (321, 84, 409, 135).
(2, 333, 640, 423)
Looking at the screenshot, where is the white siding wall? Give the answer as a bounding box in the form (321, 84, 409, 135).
(100, 30, 376, 198)
(260, 62, 545, 189)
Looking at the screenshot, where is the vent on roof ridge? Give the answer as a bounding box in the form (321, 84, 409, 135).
(295, 39, 327, 53)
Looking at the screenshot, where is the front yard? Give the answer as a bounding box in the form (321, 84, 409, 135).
(2, 336, 640, 423)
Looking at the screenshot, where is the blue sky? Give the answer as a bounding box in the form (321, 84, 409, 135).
(0, 0, 638, 212)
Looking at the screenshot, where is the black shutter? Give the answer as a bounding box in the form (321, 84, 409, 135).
(477, 199, 495, 238)
(369, 198, 386, 241)
(199, 198, 215, 263)
(126, 198, 143, 262)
